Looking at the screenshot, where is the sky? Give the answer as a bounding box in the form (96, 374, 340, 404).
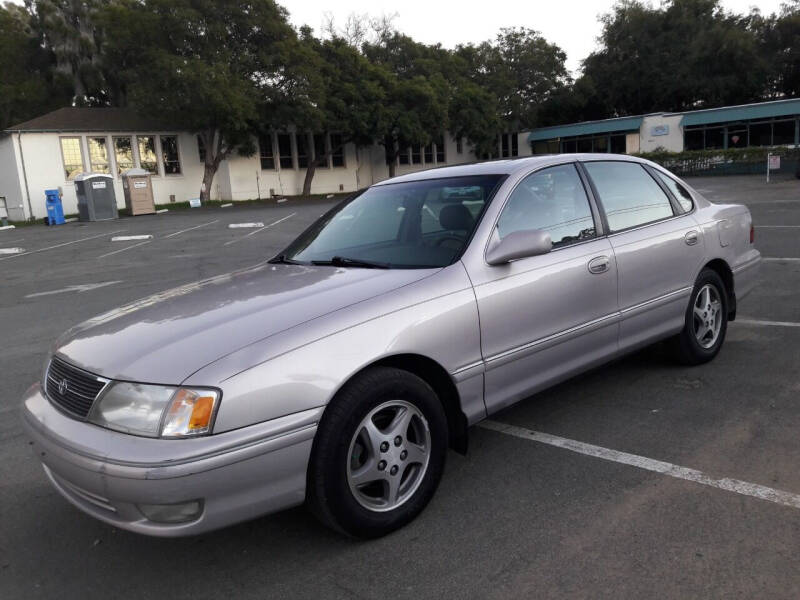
(280, 0, 788, 75)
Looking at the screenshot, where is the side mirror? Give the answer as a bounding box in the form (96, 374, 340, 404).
(486, 229, 552, 265)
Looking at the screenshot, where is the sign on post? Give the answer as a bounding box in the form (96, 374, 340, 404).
(767, 153, 781, 183)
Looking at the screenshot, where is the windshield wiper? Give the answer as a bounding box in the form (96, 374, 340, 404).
(268, 254, 301, 265)
(311, 256, 390, 269)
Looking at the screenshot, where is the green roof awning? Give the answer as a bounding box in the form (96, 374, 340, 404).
(681, 98, 800, 127)
(528, 116, 643, 142)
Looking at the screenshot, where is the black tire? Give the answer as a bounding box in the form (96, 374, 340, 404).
(671, 268, 729, 365)
(306, 366, 448, 538)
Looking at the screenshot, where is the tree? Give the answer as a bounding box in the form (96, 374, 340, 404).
(26, 0, 116, 106)
(100, 0, 296, 203)
(756, 1, 800, 98)
(363, 33, 449, 177)
(580, 0, 770, 116)
(457, 28, 571, 132)
(0, 3, 71, 129)
(277, 30, 388, 196)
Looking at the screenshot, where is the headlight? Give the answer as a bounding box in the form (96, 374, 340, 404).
(89, 382, 220, 438)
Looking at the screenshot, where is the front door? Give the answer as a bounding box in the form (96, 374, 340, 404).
(464, 163, 620, 415)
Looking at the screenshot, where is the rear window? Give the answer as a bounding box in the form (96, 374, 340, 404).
(654, 171, 694, 212)
(583, 161, 675, 232)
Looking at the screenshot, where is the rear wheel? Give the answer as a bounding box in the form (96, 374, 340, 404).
(671, 268, 728, 365)
(307, 367, 448, 538)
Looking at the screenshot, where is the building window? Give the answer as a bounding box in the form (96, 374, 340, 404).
(113, 137, 134, 175)
(456, 136, 463, 154)
(161, 135, 181, 175)
(500, 133, 519, 158)
(684, 129, 704, 150)
(749, 122, 772, 147)
(197, 135, 206, 163)
(577, 138, 592, 153)
(296, 133, 309, 168)
(330, 134, 345, 167)
(259, 134, 275, 170)
(88, 137, 110, 174)
(399, 147, 410, 165)
(773, 120, 795, 145)
(137, 135, 158, 174)
(610, 135, 626, 153)
(435, 135, 445, 163)
(411, 144, 422, 165)
(704, 127, 725, 150)
(277, 133, 293, 169)
(60, 137, 84, 180)
(313, 134, 328, 168)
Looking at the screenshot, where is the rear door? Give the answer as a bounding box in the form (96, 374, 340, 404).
(580, 160, 705, 353)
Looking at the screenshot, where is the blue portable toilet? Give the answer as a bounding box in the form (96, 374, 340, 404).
(45, 189, 65, 225)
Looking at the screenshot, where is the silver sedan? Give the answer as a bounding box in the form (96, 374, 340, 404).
(22, 154, 761, 537)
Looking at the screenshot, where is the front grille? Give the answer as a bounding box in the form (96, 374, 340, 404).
(45, 356, 109, 418)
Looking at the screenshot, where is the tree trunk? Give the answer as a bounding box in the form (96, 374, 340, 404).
(301, 159, 318, 197)
(199, 128, 226, 203)
(201, 161, 216, 203)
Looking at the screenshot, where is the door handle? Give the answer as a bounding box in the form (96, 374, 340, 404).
(587, 255, 610, 274)
(685, 230, 699, 246)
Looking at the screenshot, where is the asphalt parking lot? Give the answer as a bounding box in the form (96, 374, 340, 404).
(1, 175, 799, 599)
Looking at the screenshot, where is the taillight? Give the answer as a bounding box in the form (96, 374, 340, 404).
(750, 225, 755, 244)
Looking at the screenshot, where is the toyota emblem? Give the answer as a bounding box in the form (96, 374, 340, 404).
(57, 378, 69, 395)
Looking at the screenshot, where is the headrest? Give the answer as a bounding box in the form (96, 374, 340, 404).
(439, 203, 474, 231)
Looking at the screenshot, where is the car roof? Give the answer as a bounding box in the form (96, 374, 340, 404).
(376, 153, 652, 185)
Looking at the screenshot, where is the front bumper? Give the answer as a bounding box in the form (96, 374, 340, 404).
(22, 384, 321, 536)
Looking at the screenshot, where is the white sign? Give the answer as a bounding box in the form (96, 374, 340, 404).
(769, 155, 781, 170)
(91, 180, 107, 189)
(189, 198, 201, 208)
(133, 180, 148, 189)
(650, 125, 669, 137)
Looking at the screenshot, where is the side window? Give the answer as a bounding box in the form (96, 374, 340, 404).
(496, 164, 596, 247)
(583, 161, 675, 232)
(654, 171, 693, 213)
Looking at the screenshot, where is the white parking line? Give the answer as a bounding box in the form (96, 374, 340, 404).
(0, 247, 24, 255)
(736, 318, 800, 328)
(164, 219, 219, 238)
(98, 240, 151, 258)
(0, 230, 125, 261)
(224, 213, 296, 246)
(111, 235, 153, 241)
(479, 420, 800, 510)
(755, 225, 800, 228)
(228, 222, 264, 229)
(26, 281, 122, 298)
(763, 257, 800, 262)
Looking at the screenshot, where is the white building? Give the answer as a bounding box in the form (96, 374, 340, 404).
(0, 107, 531, 221)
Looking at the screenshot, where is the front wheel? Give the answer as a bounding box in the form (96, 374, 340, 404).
(306, 367, 448, 538)
(670, 268, 728, 365)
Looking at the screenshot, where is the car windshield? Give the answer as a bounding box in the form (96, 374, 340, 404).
(278, 175, 505, 268)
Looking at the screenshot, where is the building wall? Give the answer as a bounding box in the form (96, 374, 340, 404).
(0, 135, 26, 220)
(13, 130, 480, 219)
(639, 114, 684, 153)
(625, 132, 641, 154)
(15, 131, 210, 219)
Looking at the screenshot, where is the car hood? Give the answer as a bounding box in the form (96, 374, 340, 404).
(55, 263, 436, 383)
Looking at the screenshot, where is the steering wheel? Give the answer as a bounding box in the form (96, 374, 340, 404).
(435, 233, 466, 247)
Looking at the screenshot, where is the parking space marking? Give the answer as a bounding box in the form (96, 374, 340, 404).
(755, 225, 800, 228)
(480, 420, 800, 510)
(0, 247, 25, 255)
(736, 318, 800, 328)
(228, 222, 264, 228)
(164, 219, 219, 238)
(97, 240, 151, 258)
(763, 257, 800, 262)
(223, 212, 296, 246)
(0, 230, 125, 261)
(111, 235, 153, 241)
(26, 281, 122, 298)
